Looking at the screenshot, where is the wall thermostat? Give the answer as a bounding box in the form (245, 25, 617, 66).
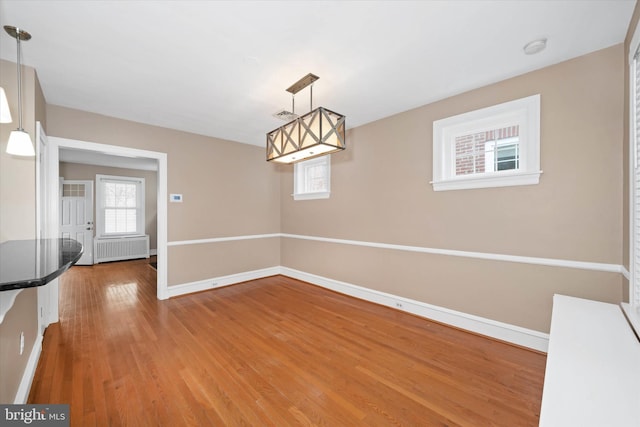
(170, 194, 183, 203)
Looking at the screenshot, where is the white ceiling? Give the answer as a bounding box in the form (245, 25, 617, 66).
(0, 0, 636, 149)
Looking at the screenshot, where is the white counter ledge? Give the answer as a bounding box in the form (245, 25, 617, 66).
(539, 294, 640, 426)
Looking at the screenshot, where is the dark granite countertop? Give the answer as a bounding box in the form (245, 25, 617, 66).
(0, 238, 83, 291)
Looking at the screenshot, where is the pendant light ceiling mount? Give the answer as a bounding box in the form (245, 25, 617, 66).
(286, 73, 319, 94)
(4, 25, 35, 157)
(266, 73, 345, 164)
(4, 26, 31, 42)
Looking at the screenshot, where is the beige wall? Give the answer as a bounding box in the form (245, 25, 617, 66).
(46, 106, 281, 285)
(281, 45, 624, 333)
(0, 59, 37, 242)
(169, 238, 280, 285)
(59, 162, 159, 250)
(0, 59, 44, 403)
(0, 289, 38, 403)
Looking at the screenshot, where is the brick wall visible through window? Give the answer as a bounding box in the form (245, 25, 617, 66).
(454, 125, 519, 176)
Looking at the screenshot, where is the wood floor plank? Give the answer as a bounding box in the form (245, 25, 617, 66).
(28, 259, 546, 426)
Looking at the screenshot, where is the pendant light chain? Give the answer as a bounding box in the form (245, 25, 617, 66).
(16, 33, 23, 131)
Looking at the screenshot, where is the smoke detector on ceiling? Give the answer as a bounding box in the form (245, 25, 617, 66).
(523, 38, 547, 55)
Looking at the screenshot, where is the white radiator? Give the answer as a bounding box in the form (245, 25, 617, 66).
(94, 235, 150, 264)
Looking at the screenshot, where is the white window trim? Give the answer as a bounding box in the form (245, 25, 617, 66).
(432, 94, 542, 191)
(96, 174, 145, 238)
(625, 18, 640, 337)
(293, 155, 331, 201)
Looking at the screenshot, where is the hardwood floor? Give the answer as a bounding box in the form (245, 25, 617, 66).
(28, 259, 546, 426)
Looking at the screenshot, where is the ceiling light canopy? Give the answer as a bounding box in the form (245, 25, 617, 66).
(4, 25, 34, 157)
(266, 73, 345, 164)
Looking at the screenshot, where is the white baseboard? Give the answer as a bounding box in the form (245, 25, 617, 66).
(14, 334, 43, 404)
(150, 249, 157, 256)
(280, 267, 549, 352)
(166, 266, 280, 298)
(166, 265, 549, 352)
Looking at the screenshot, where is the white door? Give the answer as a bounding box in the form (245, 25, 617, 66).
(60, 180, 94, 265)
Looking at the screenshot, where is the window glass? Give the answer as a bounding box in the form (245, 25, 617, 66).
(293, 155, 331, 200)
(96, 175, 145, 237)
(454, 127, 519, 176)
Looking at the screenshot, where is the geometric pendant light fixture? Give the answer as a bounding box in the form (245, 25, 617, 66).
(266, 73, 345, 164)
(4, 25, 34, 157)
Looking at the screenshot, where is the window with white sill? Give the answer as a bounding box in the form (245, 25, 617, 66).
(96, 174, 145, 238)
(432, 94, 541, 191)
(293, 155, 330, 200)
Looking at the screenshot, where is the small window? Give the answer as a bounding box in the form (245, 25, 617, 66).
(432, 94, 541, 191)
(96, 174, 145, 237)
(293, 155, 330, 200)
(62, 183, 86, 197)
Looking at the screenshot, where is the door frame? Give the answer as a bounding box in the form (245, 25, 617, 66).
(36, 122, 55, 331)
(46, 137, 168, 317)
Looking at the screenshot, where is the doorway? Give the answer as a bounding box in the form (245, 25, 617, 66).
(43, 136, 168, 323)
